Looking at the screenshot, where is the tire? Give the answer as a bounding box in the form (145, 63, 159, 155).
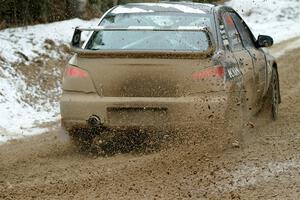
(269, 67, 280, 121)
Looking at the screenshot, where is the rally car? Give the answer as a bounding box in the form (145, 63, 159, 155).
(60, 2, 280, 141)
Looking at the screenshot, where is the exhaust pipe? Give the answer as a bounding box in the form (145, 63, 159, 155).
(87, 115, 101, 127)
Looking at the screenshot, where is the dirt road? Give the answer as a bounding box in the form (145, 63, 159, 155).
(1, 44, 300, 199)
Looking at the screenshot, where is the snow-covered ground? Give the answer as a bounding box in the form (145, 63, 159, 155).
(0, 0, 300, 143)
(0, 18, 97, 143)
(226, 0, 300, 43)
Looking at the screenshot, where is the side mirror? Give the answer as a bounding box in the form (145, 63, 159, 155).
(71, 28, 82, 48)
(256, 35, 274, 48)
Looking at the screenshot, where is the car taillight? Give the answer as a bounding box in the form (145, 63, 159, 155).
(65, 65, 88, 78)
(192, 65, 225, 80)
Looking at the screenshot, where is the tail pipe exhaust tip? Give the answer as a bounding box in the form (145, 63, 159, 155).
(87, 115, 101, 127)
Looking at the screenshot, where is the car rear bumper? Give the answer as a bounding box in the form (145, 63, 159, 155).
(60, 91, 233, 131)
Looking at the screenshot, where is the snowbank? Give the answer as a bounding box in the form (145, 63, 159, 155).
(0, 63, 54, 142)
(0, 18, 98, 143)
(0, 18, 97, 64)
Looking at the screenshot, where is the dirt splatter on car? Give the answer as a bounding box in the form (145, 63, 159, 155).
(60, 2, 280, 150)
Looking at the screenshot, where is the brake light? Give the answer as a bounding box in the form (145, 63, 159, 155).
(65, 65, 88, 78)
(192, 65, 224, 80)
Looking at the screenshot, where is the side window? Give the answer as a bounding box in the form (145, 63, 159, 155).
(222, 13, 243, 51)
(230, 13, 256, 48)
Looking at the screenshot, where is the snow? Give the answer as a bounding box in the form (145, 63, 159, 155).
(0, 65, 52, 143)
(213, 160, 300, 193)
(111, 3, 206, 14)
(0, 18, 98, 143)
(0, 18, 97, 64)
(111, 6, 154, 14)
(1, 0, 300, 143)
(142, 3, 206, 14)
(226, 0, 300, 43)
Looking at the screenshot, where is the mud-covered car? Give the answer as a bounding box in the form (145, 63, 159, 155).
(60, 2, 280, 138)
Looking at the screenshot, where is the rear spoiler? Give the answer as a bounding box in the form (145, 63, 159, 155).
(75, 26, 209, 32)
(71, 26, 211, 48)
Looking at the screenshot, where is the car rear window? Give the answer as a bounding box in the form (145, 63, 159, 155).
(85, 12, 213, 52)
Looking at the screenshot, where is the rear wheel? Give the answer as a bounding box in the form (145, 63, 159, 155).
(270, 68, 280, 120)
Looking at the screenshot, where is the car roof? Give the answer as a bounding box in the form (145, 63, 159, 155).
(111, 2, 216, 15)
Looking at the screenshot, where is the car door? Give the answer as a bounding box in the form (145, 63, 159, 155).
(221, 11, 257, 113)
(230, 12, 268, 103)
